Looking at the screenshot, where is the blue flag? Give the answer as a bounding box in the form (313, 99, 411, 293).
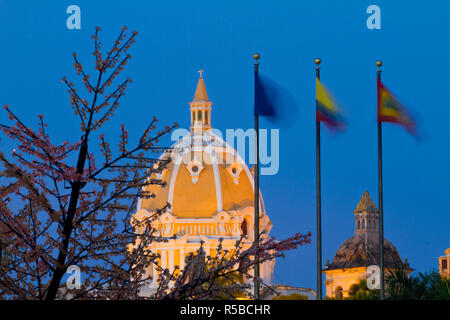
(254, 72, 276, 116)
(254, 72, 298, 126)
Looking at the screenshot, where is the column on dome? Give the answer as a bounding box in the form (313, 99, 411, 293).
(180, 248, 186, 271)
(150, 259, 157, 287)
(168, 249, 174, 273)
(160, 250, 167, 270)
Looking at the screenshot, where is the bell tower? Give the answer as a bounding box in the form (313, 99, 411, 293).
(353, 191, 379, 235)
(189, 69, 212, 133)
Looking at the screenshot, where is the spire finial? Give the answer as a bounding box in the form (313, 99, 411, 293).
(192, 69, 209, 102)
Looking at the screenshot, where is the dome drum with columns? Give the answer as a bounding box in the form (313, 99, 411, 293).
(131, 71, 275, 296)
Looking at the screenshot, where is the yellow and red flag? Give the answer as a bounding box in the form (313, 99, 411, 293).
(316, 78, 345, 129)
(377, 78, 416, 134)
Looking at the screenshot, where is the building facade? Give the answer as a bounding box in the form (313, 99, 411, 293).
(438, 248, 450, 279)
(131, 71, 275, 296)
(323, 191, 410, 298)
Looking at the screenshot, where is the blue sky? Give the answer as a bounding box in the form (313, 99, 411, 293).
(0, 0, 449, 291)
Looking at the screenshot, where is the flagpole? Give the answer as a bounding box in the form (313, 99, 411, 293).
(253, 53, 261, 300)
(376, 60, 385, 300)
(315, 58, 322, 300)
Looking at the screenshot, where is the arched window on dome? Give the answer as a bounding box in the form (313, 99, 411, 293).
(357, 220, 360, 230)
(241, 219, 248, 237)
(205, 111, 209, 125)
(198, 110, 202, 121)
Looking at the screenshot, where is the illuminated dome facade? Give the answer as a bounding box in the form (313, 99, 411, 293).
(132, 71, 274, 295)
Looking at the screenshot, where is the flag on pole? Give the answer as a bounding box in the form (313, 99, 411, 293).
(377, 78, 416, 134)
(254, 72, 275, 117)
(252, 59, 297, 300)
(254, 73, 298, 126)
(316, 78, 345, 129)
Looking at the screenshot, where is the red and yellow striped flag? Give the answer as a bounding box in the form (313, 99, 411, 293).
(377, 78, 416, 134)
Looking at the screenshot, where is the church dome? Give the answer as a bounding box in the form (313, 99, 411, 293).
(325, 191, 405, 270)
(136, 70, 271, 235)
(132, 71, 275, 296)
(139, 131, 266, 220)
(327, 234, 403, 270)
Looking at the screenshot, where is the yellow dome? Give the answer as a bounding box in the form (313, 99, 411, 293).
(132, 71, 275, 296)
(138, 69, 269, 225)
(139, 130, 266, 219)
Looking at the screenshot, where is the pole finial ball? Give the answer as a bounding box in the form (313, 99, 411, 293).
(253, 53, 260, 61)
(376, 60, 383, 67)
(315, 58, 321, 65)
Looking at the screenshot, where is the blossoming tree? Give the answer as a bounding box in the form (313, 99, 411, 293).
(0, 27, 311, 300)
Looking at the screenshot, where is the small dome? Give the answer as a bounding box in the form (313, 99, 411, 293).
(327, 234, 404, 270)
